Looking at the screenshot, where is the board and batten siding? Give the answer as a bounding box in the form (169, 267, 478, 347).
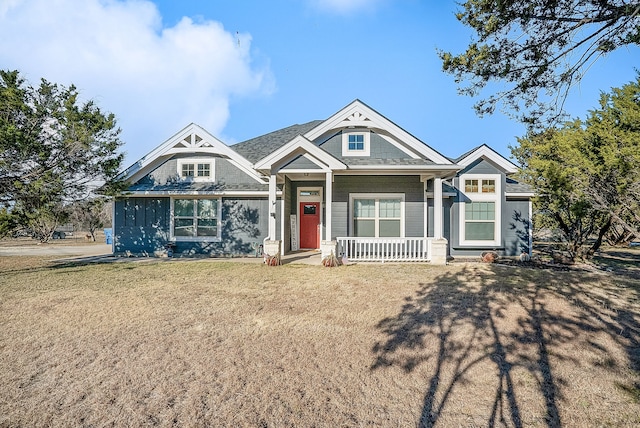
(503, 199, 531, 256)
(114, 197, 170, 255)
(114, 197, 269, 257)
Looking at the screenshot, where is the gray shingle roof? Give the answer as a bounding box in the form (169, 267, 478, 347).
(232, 120, 323, 163)
(505, 178, 534, 194)
(342, 158, 435, 166)
(128, 181, 270, 192)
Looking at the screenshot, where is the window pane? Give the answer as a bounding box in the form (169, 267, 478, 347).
(197, 163, 211, 177)
(181, 164, 194, 177)
(379, 220, 401, 237)
(354, 219, 375, 237)
(482, 179, 496, 193)
(174, 199, 194, 217)
(465, 179, 478, 193)
(197, 199, 217, 218)
(174, 218, 195, 236)
(348, 134, 364, 150)
(379, 199, 400, 218)
(354, 199, 375, 218)
(197, 218, 217, 236)
(465, 202, 495, 220)
(465, 222, 495, 240)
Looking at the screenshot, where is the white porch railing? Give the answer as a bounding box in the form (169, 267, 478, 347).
(337, 237, 432, 262)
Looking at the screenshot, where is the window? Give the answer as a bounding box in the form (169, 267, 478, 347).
(178, 159, 214, 181)
(197, 163, 211, 177)
(482, 179, 495, 193)
(342, 131, 370, 156)
(348, 134, 364, 151)
(351, 194, 403, 237)
(465, 178, 496, 193)
(172, 198, 220, 240)
(465, 202, 495, 240)
(182, 163, 195, 177)
(459, 174, 501, 246)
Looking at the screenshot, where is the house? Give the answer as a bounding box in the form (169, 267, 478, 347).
(113, 100, 533, 264)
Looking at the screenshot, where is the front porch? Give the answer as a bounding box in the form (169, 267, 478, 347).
(252, 125, 457, 266)
(337, 236, 432, 262)
(262, 173, 452, 265)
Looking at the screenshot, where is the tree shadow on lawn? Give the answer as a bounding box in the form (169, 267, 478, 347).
(371, 264, 640, 427)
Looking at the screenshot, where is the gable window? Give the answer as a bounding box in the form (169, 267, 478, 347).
(197, 163, 211, 177)
(460, 174, 501, 246)
(350, 193, 404, 237)
(178, 159, 214, 181)
(172, 198, 221, 240)
(342, 131, 370, 157)
(348, 134, 365, 151)
(182, 163, 195, 177)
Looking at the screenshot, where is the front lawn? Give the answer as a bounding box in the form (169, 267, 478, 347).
(1, 255, 639, 426)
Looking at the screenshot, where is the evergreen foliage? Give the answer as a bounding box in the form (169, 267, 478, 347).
(0, 70, 124, 241)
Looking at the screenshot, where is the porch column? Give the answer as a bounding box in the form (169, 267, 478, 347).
(423, 178, 429, 237)
(325, 172, 332, 240)
(268, 172, 277, 240)
(434, 177, 443, 239)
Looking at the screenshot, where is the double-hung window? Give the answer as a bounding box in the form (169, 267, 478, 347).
(172, 198, 220, 240)
(351, 194, 404, 237)
(459, 174, 501, 246)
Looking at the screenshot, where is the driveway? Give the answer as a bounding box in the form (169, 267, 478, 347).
(0, 244, 112, 257)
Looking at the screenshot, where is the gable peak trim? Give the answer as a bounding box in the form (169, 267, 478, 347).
(456, 144, 518, 174)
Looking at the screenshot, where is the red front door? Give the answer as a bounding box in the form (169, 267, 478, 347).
(299, 202, 320, 249)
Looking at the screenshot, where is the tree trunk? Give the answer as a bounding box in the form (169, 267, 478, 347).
(586, 216, 612, 258)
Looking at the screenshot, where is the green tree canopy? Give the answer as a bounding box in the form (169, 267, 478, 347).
(0, 70, 124, 241)
(440, 0, 640, 125)
(512, 76, 640, 261)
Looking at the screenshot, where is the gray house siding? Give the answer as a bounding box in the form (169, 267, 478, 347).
(449, 159, 531, 257)
(318, 131, 410, 160)
(114, 197, 169, 255)
(283, 155, 323, 170)
(114, 197, 268, 257)
(135, 155, 261, 187)
(504, 199, 531, 256)
(331, 175, 424, 238)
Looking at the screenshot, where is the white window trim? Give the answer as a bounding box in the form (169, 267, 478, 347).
(342, 131, 371, 157)
(177, 158, 215, 182)
(170, 197, 222, 242)
(349, 193, 405, 238)
(459, 174, 501, 246)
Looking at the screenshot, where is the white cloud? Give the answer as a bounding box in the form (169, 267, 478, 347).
(309, 0, 385, 14)
(0, 0, 273, 164)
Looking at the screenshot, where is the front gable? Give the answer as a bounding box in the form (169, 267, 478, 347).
(455, 144, 518, 174)
(121, 123, 266, 192)
(254, 135, 347, 173)
(304, 100, 453, 165)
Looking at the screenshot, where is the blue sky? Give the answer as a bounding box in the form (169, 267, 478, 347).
(0, 0, 637, 166)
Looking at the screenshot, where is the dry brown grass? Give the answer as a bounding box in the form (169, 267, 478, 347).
(1, 254, 639, 427)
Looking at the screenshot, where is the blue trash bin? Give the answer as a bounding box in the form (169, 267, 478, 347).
(104, 228, 113, 245)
